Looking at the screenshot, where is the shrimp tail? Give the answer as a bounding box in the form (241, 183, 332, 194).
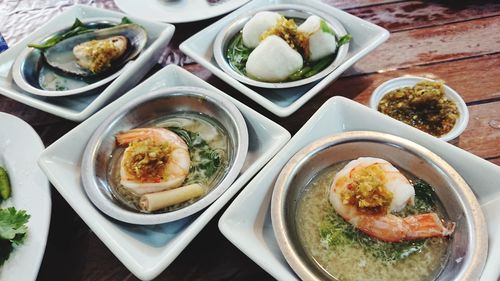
(403, 213, 456, 240)
(116, 128, 154, 146)
(353, 213, 455, 243)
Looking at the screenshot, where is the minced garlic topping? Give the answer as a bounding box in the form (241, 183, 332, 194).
(259, 17, 310, 58)
(339, 164, 393, 214)
(123, 139, 169, 183)
(74, 35, 127, 74)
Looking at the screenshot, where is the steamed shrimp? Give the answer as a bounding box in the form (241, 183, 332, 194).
(115, 128, 190, 194)
(329, 157, 455, 242)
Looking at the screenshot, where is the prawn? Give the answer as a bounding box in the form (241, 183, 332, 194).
(115, 128, 190, 194)
(329, 157, 455, 242)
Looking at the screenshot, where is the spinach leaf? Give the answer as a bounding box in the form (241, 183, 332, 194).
(226, 32, 252, 74)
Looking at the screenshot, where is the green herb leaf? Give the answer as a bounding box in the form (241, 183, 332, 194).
(320, 20, 335, 35)
(226, 32, 252, 74)
(120, 17, 133, 25)
(337, 34, 352, 47)
(28, 17, 133, 50)
(0, 207, 30, 244)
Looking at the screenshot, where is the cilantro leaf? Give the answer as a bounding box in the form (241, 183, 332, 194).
(0, 207, 30, 244)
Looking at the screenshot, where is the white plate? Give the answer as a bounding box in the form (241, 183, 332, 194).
(0, 5, 174, 122)
(219, 96, 500, 281)
(0, 113, 51, 281)
(180, 0, 389, 117)
(114, 0, 251, 23)
(37, 64, 290, 280)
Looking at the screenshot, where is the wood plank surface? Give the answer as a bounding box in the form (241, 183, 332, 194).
(349, 16, 500, 75)
(324, 0, 403, 10)
(335, 54, 500, 104)
(346, 1, 500, 32)
(2, 1, 499, 281)
(490, 157, 500, 166)
(455, 101, 500, 159)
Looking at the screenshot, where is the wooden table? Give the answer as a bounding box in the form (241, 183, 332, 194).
(1, 1, 499, 280)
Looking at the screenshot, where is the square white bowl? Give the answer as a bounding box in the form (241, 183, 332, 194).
(219, 96, 500, 281)
(0, 5, 174, 122)
(180, 0, 389, 117)
(37, 64, 291, 280)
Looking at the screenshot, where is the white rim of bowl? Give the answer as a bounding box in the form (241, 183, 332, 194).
(213, 4, 349, 89)
(369, 76, 469, 142)
(81, 86, 249, 225)
(11, 17, 132, 97)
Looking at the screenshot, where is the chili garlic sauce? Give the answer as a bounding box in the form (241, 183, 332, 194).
(296, 161, 450, 281)
(108, 114, 230, 213)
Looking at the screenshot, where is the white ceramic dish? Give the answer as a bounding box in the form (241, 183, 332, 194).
(0, 5, 174, 122)
(11, 18, 148, 97)
(37, 64, 290, 280)
(370, 76, 469, 142)
(212, 4, 349, 89)
(180, 0, 389, 117)
(0, 112, 51, 281)
(219, 96, 500, 281)
(81, 86, 249, 225)
(114, 0, 250, 23)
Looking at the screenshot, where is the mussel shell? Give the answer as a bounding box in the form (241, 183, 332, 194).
(43, 24, 147, 77)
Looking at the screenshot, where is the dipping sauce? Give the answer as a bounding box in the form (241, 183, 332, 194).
(377, 81, 459, 137)
(296, 161, 450, 281)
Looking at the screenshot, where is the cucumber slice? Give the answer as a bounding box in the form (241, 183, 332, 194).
(0, 167, 11, 200)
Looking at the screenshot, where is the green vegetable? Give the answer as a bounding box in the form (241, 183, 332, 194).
(319, 179, 440, 263)
(168, 127, 222, 180)
(28, 18, 92, 50)
(320, 20, 335, 35)
(337, 34, 352, 47)
(0, 207, 30, 265)
(0, 167, 11, 200)
(226, 32, 252, 75)
(28, 17, 135, 50)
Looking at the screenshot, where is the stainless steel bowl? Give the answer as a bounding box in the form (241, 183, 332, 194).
(81, 86, 248, 224)
(271, 131, 487, 281)
(213, 4, 349, 89)
(12, 18, 135, 97)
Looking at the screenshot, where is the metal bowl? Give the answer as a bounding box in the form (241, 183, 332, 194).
(271, 131, 487, 281)
(213, 4, 349, 89)
(81, 86, 248, 225)
(12, 18, 137, 97)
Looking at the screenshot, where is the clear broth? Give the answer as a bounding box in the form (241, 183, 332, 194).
(107, 113, 230, 213)
(296, 161, 450, 281)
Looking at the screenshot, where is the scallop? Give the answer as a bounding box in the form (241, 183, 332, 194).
(245, 35, 303, 82)
(43, 24, 147, 76)
(331, 157, 415, 213)
(297, 15, 337, 61)
(242, 11, 281, 48)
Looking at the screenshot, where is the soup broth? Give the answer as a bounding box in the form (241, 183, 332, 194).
(107, 113, 230, 213)
(296, 161, 450, 281)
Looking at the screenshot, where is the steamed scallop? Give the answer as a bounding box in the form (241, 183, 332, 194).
(297, 15, 337, 61)
(242, 11, 281, 48)
(331, 157, 415, 213)
(245, 35, 303, 82)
